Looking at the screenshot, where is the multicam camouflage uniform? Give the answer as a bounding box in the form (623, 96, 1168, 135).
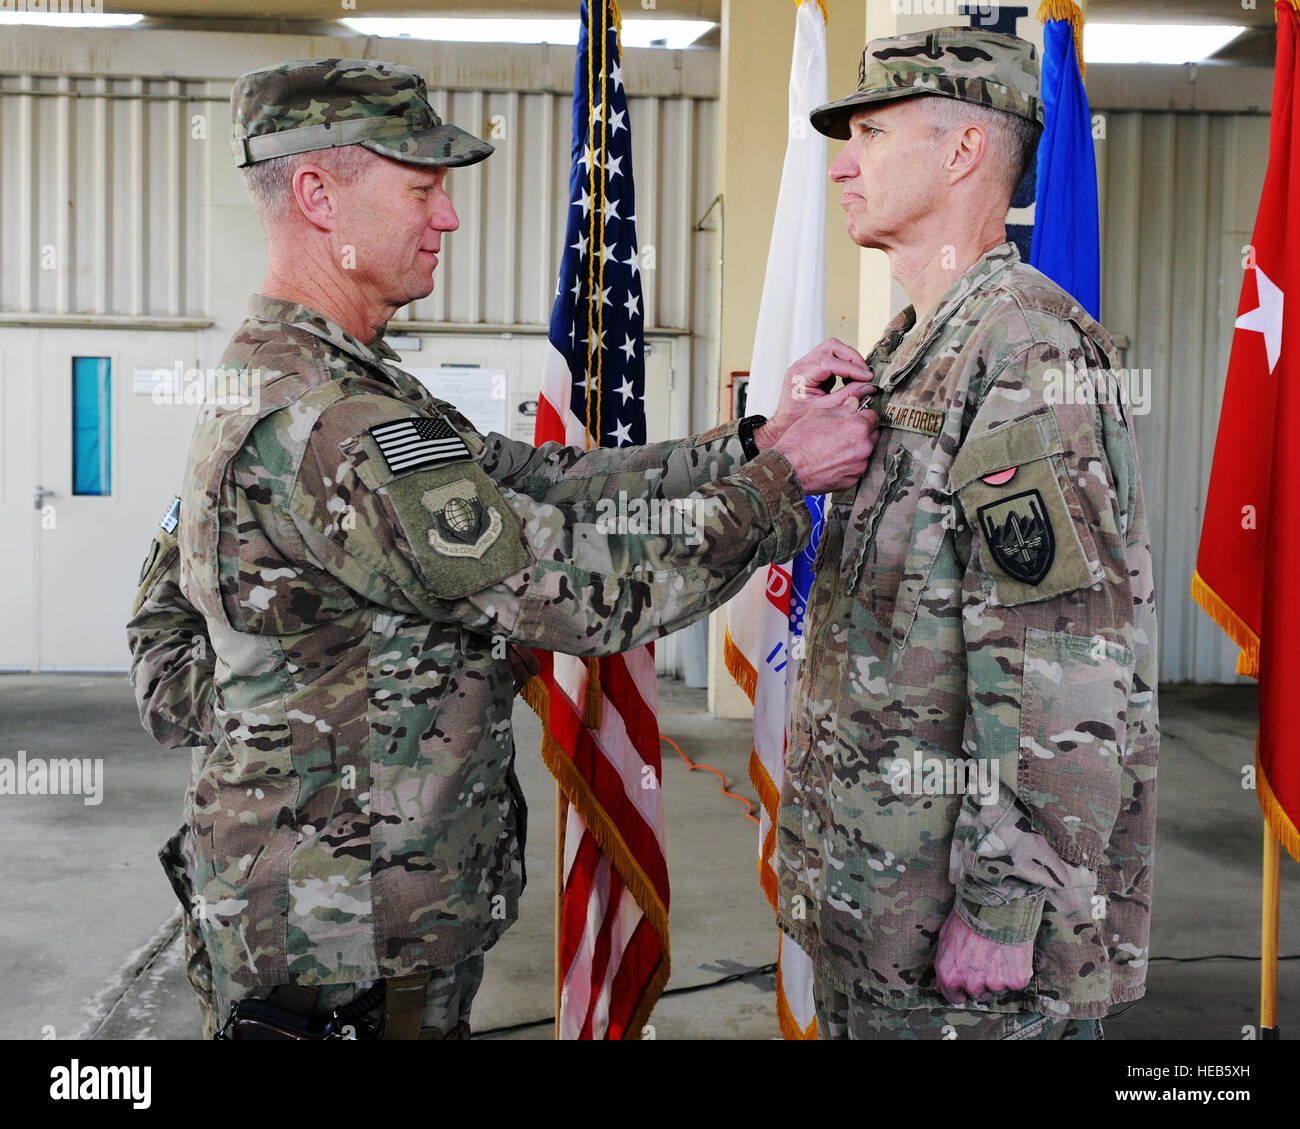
(776, 242, 1158, 1032)
(125, 55, 813, 1036)
(781, 27, 1159, 1037)
(128, 295, 809, 1031)
(129, 520, 220, 1037)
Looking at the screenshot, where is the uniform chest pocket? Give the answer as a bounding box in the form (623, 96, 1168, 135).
(840, 437, 954, 653)
(949, 411, 1102, 607)
(839, 445, 912, 588)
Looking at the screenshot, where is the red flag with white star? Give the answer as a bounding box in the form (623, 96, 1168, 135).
(1193, 1, 1299, 860)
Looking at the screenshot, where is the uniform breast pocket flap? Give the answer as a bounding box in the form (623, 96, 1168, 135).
(949, 411, 1101, 606)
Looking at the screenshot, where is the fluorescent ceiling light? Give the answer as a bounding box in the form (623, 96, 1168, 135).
(621, 21, 714, 49)
(1084, 23, 1246, 65)
(341, 17, 714, 50)
(0, 12, 143, 27)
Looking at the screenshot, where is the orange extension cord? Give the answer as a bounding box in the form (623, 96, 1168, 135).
(659, 735, 759, 825)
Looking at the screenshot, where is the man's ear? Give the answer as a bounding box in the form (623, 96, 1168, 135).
(289, 163, 339, 232)
(946, 123, 990, 186)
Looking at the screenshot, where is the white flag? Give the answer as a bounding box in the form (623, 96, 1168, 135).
(723, 0, 828, 1041)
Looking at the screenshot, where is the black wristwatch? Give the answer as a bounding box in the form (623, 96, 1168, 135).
(737, 414, 768, 459)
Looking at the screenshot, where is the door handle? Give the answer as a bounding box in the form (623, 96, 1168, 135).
(33, 485, 55, 510)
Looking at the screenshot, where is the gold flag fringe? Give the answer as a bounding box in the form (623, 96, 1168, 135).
(727, 626, 816, 1039)
(1257, 739, 1300, 863)
(723, 625, 758, 702)
(521, 672, 671, 1039)
(775, 939, 819, 1041)
(792, 0, 829, 24)
(1037, 0, 1086, 80)
(723, 628, 778, 903)
(1280, 0, 1300, 22)
(1190, 570, 1261, 678)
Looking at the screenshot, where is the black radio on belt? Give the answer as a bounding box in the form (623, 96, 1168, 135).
(215, 983, 384, 1041)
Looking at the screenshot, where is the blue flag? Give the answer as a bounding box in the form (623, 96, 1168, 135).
(1029, 15, 1100, 319)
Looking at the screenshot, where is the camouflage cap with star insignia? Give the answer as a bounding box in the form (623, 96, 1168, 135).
(230, 57, 495, 169)
(810, 26, 1043, 140)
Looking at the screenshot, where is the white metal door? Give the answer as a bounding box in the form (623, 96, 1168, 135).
(29, 329, 199, 670)
(0, 329, 38, 669)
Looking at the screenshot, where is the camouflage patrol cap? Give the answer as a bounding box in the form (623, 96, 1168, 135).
(231, 57, 494, 170)
(810, 26, 1043, 140)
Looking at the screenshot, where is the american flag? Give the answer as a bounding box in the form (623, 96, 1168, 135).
(524, 0, 667, 1040)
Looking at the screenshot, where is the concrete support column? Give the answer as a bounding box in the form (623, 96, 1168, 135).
(706, 0, 866, 718)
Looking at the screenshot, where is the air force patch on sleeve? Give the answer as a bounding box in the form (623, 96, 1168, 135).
(369, 416, 471, 474)
(421, 479, 503, 559)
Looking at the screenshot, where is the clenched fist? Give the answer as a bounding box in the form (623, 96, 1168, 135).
(934, 910, 1035, 1005)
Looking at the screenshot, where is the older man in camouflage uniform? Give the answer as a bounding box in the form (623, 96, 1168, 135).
(127, 58, 879, 1039)
(776, 27, 1160, 1040)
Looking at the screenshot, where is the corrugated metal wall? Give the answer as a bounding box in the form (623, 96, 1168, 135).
(1095, 110, 1269, 684)
(0, 71, 717, 338)
(393, 88, 716, 335)
(0, 73, 211, 317)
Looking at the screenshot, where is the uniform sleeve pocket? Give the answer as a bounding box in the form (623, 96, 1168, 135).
(339, 430, 532, 601)
(950, 411, 1102, 607)
(1017, 627, 1134, 869)
(130, 534, 179, 618)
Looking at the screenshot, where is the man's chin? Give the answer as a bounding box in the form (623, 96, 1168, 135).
(400, 275, 437, 304)
(845, 217, 883, 251)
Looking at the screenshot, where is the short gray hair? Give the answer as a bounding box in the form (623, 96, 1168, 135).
(924, 97, 1040, 200)
(240, 144, 377, 224)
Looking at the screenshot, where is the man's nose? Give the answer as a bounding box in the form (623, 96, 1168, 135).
(434, 192, 460, 232)
(829, 143, 857, 182)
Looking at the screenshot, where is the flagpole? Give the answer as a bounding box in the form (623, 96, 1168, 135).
(555, 786, 567, 1040)
(1261, 821, 1281, 1039)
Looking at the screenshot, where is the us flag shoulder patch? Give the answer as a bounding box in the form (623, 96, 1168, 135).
(369, 415, 472, 475)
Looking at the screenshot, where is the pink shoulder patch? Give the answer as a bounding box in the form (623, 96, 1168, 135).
(981, 466, 1018, 487)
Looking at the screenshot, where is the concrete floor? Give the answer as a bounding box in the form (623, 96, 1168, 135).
(0, 674, 1295, 1040)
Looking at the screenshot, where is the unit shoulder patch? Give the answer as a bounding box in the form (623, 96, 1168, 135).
(952, 414, 1101, 606)
(421, 478, 504, 560)
(976, 488, 1055, 585)
(384, 461, 531, 599)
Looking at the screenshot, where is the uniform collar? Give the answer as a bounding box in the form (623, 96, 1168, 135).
(248, 293, 405, 374)
(870, 242, 1021, 390)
